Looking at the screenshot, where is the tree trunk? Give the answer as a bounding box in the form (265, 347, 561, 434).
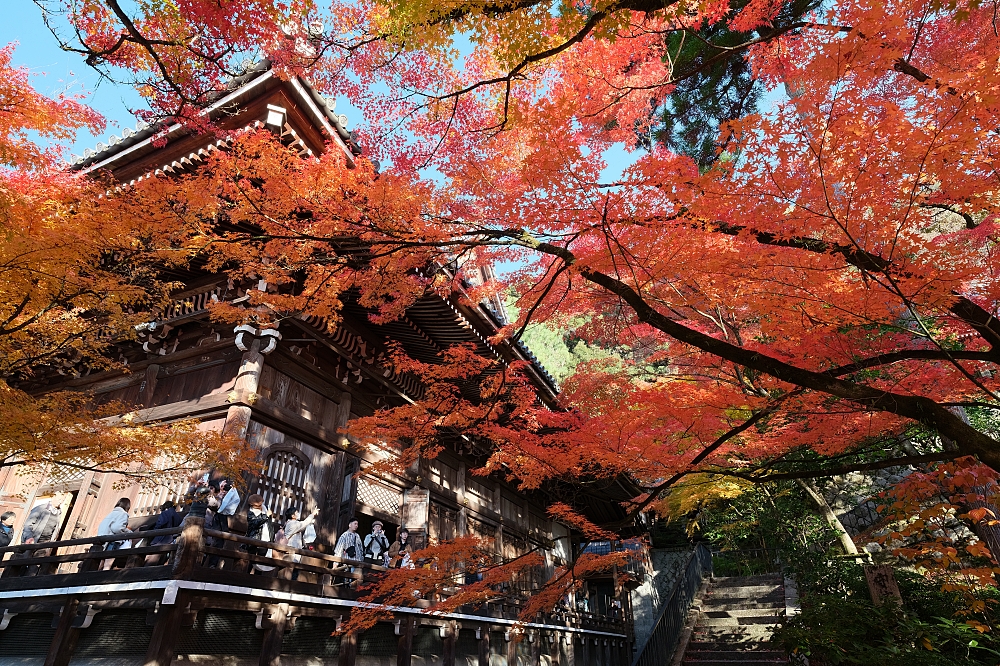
(796, 479, 858, 555)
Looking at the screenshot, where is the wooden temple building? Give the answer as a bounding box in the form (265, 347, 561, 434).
(0, 65, 641, 666)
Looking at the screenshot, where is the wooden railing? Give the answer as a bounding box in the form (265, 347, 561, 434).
(0, 527, 183, 577)
(0, 520, 627, 633)
(632, 543, 713, 666)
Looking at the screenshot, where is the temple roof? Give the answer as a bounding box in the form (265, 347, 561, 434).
(64, 61, 560, 402)
(69, 61, 360, 177)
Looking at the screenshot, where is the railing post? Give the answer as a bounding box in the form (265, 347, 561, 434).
(173, 517, 205, 578)
(396, 616, 414, 666)
(442, 620, 457, 666)
(478, 627, 489, 666)
(44, 598, 80, 666)
(259, 603, 289, 666)
(338, 630, 357, 666)
(144, 594, 187, 666)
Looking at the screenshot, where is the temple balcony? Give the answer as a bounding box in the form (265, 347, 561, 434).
(0, 522, 630, 666)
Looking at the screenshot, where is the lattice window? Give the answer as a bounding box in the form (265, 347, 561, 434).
(429, 502, 457, 545)
(466, 477, 493, 509)
(528, 511, 549, 537)
(504, 531, 529, 559)
(132, 473, 189, 518)
(468, 516, 498, 551)
(501, 496, 523, 525)
(429, 460, 457, 490)
(257, 450, 308, 515)
(356, 476, 401, 516)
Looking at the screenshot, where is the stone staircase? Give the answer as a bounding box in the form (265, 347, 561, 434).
(680, 574, 789, 665)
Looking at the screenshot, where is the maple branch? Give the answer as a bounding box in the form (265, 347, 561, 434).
(710, 452, 957, 482)
(921, 203, 978, 229)
(826, 350, 995, 376)
(893, 58, 959, 96)
(503, 230, 1000, 470)
(701, 219, 1000, 351)
(615, 394, 797, 523)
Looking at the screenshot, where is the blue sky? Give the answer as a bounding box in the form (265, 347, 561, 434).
(4, 1, 145, 154)
(3, 0, 640, 177)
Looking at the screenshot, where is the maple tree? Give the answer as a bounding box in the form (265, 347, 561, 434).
(0, 42, 248, 482)
(20, 0, 1000, 624)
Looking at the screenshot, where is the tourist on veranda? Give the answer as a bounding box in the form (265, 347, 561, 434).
(0, 512, 15, 548)
(364, 520, 390, 566)
(17, 493, 70, 576)
(20, 493, 68, 545)
(283, 506, 320, 551)
(334, 518, 364, 561)
(150, 500, 182, 545)
(97, 498, 133, 570)
(243, 494, 276, 574)
(388, 528, 414, 569)
(215, 479, 240, 532)
(282, 506, 320, 579)
(334, 518, 364, 585)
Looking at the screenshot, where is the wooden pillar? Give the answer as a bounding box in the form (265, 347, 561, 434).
(506, 632, 515, 666)
(320, 392, 352, 546)
(338, 631, 357, 666)
(442, 621, 457, 666)
(223, 341, 264, 441)
(456, 463, 468, 537)
(173, 517, 205, 577)
(530, 632, 541, 666)
(397, 616, 414, 666)
(144, 596, 187, 666)
(44, 598, 80, 666)
(141, 364, 161, 407)
(259, 604, 289, 666)
(478, 628, 489, 666)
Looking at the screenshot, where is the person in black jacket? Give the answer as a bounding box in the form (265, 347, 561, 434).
(150, 501, 183, 545)
(0, 512, 15, 548)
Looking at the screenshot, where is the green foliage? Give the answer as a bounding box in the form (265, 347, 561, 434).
(519, 320, 611, 384)
(694, 479, 1000, 664)
(696, 481, 834, 554)
(776, 594, 1000, 665)
(652, 0, 821, 168)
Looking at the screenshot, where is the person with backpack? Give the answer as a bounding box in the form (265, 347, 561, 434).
(0, 512, 15, 548)
(363, 521, 390, 566)
(243, 494, 276, 574)
(388, 528, 414, 569)
(334, 518, 363, 561)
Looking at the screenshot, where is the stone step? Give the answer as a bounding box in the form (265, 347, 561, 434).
(682, 652, 788, 666)
(693, 626, 779, 641)
(686, 641, 781, 653)
(702, 607, 786, 619)
(697, 616, 782, 627)
(701, 600, 786, 611)
(704, 586, 784, 599)
(710, 575, 784, 587)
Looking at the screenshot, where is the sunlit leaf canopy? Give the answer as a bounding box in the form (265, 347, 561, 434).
(16, 0, 1000, 520)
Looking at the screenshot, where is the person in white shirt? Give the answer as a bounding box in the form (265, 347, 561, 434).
(216, 479, 240, 531)
(97, 498, 132, 570)
(334, 518, 363, 561)
(97, 498, 132, 549)
(363, 521, 390, 566)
